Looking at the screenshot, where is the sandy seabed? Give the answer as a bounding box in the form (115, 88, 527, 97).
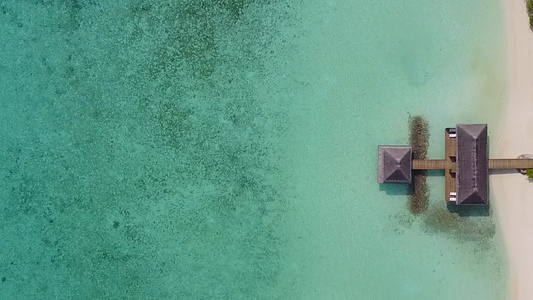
(493, 1, 533, 299)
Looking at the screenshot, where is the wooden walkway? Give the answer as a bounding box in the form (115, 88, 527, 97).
(489, 159, 533, 169)
(444, 128, 456, 202)
(412, 159, 445, 170)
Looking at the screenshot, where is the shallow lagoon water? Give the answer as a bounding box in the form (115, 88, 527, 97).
(0, 0, 505, 299)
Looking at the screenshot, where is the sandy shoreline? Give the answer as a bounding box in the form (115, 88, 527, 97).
(493, 0, 533, 299)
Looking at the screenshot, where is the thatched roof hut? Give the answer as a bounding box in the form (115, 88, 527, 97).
(377, 146, 412, 183)
(456, 124, 489, 205)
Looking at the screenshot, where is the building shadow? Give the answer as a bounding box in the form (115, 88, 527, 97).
(490, 169, 533, 182)
(445, 201, 490, 217)
(489, 169, 520, 176)
(379, 183, 411, 196)
(425, 170, 444, 177)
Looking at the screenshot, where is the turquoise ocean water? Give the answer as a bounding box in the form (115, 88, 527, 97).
(0, 0, 506, 299)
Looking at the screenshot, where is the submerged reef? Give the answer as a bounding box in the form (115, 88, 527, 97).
(0, 0, 297, 298)
(408, 115, 429, 213)
(409, 115, 429, 160)
(409, 171, 428, 213)
(424, 205, 494, 242)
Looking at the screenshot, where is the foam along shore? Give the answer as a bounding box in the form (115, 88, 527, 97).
(493, 1, 533, 299)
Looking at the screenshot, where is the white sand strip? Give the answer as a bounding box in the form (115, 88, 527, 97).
(494, 1, 533, 299)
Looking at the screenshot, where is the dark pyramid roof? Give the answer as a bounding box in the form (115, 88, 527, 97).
(383, 148, 412, 181)
(377, 146, 412, 183)
(459, 189, 486, 205)
(458, 124, 487, 140)
(456, 124, 489, 205)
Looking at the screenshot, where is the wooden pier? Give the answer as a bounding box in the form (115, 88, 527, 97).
(414, 128, 533, 203)
(378, 124, 533, 205)
(489, 159, 533, 169)
(444, 128, 457, 203)
(412, 160, 446, 170)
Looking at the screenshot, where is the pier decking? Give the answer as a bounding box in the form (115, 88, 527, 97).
(489, 159, 533, 169)
(444, 128, 457, 203)
(412, 160, 446, 170)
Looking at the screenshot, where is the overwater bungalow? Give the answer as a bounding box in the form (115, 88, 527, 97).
(377, 145, 412, 184)
(378, 124, 533, 205)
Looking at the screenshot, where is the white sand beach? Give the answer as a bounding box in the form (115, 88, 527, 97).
(494, 1, 533, 299)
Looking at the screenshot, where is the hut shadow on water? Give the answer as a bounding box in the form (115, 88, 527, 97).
(376, 172, 429, 213)
(445, 201, 490, 217)
(379, 183, 411, 196)
(425, 170, 444, 177)
(423, 204, 495, 242)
